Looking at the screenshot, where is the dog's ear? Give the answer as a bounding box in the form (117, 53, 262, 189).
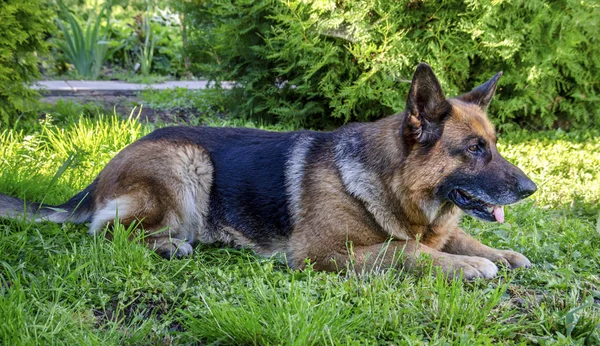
(457, 72, 502, 111)
(404, 63, 450, 143)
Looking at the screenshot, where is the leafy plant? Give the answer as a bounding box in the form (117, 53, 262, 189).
(182, 0, 600, 130)
(136, 14, 157, 76)
(55, 2, 111, 79)
(0, 0, 52, 127)
(104, 5, 184, 78)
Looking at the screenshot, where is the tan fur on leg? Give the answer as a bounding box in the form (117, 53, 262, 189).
(314, 240, 497, 280)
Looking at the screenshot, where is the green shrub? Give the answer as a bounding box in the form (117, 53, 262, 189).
(183, 0, 600, 129)
(0, 0, 52, 127)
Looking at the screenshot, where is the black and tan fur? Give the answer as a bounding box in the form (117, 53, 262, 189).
(0, 64, 537, 279)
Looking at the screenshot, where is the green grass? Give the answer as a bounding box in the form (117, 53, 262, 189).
(0, 110, 599, 345)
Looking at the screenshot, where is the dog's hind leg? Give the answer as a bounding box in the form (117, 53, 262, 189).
(88, 191, 194, 258)
(88, 140, 214, 258)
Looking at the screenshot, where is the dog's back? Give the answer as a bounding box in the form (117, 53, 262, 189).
(139, 126, 331, 248)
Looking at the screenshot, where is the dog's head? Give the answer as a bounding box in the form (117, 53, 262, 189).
(402, 63, 536, 223)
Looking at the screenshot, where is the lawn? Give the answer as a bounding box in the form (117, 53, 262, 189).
(0, 108, 599, 344)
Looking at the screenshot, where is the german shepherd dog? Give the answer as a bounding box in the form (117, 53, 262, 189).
(0, 64, 537, 279)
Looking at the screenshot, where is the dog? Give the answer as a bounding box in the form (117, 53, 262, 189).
(0, 63, 537, 279)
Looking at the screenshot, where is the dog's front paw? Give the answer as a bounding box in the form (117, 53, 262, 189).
(436, 255, 498, 280)
(494, 250, 531, 269)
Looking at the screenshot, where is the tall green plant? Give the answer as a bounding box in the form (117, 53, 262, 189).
(137, 14, 157, 76)
(56, 3, 111, 79)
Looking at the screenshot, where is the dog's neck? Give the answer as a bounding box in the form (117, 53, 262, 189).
(359, 114, 406, 174)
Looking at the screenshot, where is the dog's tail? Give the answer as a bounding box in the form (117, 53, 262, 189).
(0, 180, 97, 224)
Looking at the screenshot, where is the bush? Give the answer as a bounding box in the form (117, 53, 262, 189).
(0, 0, 52, 127)
(183, 0, 600, 129)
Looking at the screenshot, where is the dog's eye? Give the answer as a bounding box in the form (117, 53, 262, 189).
(467, 144, 480, 153)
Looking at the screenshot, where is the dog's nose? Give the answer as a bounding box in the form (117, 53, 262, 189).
(517, 176, 537, 199)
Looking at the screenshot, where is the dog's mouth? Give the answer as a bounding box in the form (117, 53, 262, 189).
(448, 189, 505, 223)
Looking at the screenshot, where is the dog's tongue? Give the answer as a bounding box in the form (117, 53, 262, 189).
(493, 206, 505, 223)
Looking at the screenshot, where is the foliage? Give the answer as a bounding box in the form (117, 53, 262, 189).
(148, 6, 186, 76)
(55, 3, 111, 79)
(139, 87, 217, 111)
(43, 1, 186, 79)
(137, 87, 296, 128)
(105, 5, 185, 77)
(0, 109, 599, 343)
(136, 14, 156, 76)
(0, 0, 52, 127)
(182, 0, 600, 129)
(39, 98, 108, 125)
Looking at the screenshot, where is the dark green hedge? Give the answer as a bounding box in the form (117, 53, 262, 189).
(0, 0, 51, 127)
(182, 0, 600, 129)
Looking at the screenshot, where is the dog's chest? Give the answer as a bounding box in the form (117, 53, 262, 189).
(409, 206, 461, 250)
